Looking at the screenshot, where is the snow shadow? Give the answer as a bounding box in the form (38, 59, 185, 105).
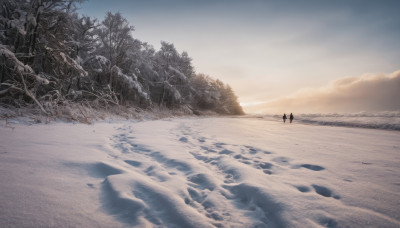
(301, 164, 325, 171)
(100, 178, 146, 226)
(312, 185, 340, 199)
(223, 183, 288, 227)
(62, 161, 123, 179)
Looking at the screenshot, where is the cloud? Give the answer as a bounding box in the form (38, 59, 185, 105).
(245, 70, 400, 113)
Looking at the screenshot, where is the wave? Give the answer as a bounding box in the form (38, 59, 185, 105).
(260, 111, 400, 131)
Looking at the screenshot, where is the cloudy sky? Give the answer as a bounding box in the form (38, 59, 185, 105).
(79, 0, 400, 113)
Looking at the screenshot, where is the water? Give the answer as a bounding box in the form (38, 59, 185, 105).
(258, 111, 400, 131)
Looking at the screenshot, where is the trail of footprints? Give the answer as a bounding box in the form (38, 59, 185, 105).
(174, 124, 340, 200)
(105, 124, 341, 226)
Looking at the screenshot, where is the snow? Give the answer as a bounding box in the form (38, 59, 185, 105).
(0, 46, 49, 85)
(168, 66, 188, 81)
(0, 117, 399, 227)
(164, 80, 182, 101)
(96, 55, 110, 66)
(111, 66, 150, 101)
(59, 52, 88, 77)
(0, 45, 33, 73)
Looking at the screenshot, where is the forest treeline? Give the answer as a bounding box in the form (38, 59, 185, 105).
(0, 0, 244, 118)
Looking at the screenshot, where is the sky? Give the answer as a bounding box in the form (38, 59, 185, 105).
(78, 0, 400, 113)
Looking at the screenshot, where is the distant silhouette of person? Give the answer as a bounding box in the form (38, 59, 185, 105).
(290, 113, 294, 123)
(283, 113, 287, 123)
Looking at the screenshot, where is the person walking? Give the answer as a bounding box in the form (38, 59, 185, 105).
(283, 113, 287, 123)
(290, 113, 294, 123)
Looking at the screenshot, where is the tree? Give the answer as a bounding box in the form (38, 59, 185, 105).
(0, 2, 244, 116)
(0, 0, 87, 113)
(96, 11, 134, 72)
(220, 84, 244, 115)
(152, 41, 196, 107)
(68, 14, 98, 62)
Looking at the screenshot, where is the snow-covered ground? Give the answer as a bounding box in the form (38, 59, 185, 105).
(1, 117, 399, 227)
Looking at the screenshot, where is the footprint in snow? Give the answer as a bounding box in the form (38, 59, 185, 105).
(187, 187, 207, 203)
(187, 173, 216, 191)
(263, 170, 273, 175)
(241, 160, 252, 165)
(242, 145, 273, 155)
(214, 142, 227, 148)
(312, 184, 340, 199)
(243, 145, 259, 154)
(248, 148, 258, 154)
(144, 166, 168, 182)
(124, 160, 142, 167)
(259, 162, 273, 169)
(224, 175, 235, 184)
(295, 185, 311, 193)
(219, 149, 234, 155)
(87, 183, 95, 188)
(317, 216, 338, 228)
(191, 153, 217, 163)
(300, 164, 325, 171)
(272, 156, 291, 165)
(233, 154, 249, 160)
(254, 162, 274, 175)
(200, 146, 216, 153)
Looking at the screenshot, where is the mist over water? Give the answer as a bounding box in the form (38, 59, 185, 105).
(244, 70, 400, 114)
(251, 111, 400, 131)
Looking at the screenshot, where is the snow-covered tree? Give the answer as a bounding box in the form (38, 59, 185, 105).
(152, 41, 196, 107)
(0, 1, 244, 116)
(96, 11, 134, 71)
(190, 73, 244, 115)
